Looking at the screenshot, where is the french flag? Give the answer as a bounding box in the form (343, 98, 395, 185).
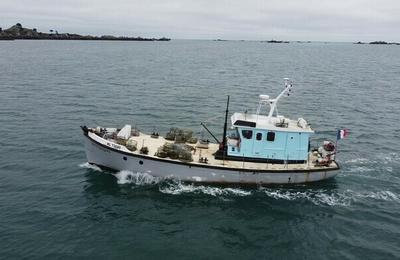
(337, 129, 349, 140)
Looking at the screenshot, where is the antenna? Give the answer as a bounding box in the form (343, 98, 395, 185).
(256, 78, 294, 123)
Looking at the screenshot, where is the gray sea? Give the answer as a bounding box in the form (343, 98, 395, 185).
(1, 40, 399, 259)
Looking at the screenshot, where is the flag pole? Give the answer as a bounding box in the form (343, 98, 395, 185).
(335, 130, 339, 160)
(335, 129, 348, 160)
(335, 139, 339, 159)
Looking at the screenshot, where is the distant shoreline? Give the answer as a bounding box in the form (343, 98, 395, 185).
(1, 24, 399, 44)
(0, 23, 171, 42)
(0, 37, 171, 41)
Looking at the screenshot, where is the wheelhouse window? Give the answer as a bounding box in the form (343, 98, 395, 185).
(256, 133, 262, 141)
(267, 132, 275, 141)
(227, 128, 239, 139)
(242, 130, 253, 139)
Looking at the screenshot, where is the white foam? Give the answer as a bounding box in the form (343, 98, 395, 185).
(346, 153, 399, 165)
(377, 153, 400, 164)
(114, 170, 160, 185)
(354, 190, 400, 202)
(191, 176, 202, 182)
(260, 188, 400, 206)
(261, 188, 345, 206)
(78, 160, 399, 205)
(347, 166, 374, 173)
(346, 158, 370, 164)
(159, 181, 252, 197)
(262, 189, 300, 201)
(79, 162, 102, 172)
(313, 192, 352, 206)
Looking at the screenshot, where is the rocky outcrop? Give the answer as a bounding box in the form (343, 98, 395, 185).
(261, 39, 290, 43)
(370, 41, 388, 44)
(0, 23, 171, 41)
(369, 41, 399, 45)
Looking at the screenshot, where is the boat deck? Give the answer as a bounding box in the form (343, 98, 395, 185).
(102, 131, 338, 171)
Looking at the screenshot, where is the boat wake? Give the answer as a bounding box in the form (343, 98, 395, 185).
(261, 188, 400, 206)
(114, 170, 161, 185)
(111, 171, 400, 206)
(79, 163, 399, 206)
(79, 162, 103, 172)
(111, 170, 252, 197)
(354, 190, 399, 201)
(260, 188, 352, 206)
(159, 181, 252, 197)
(342, 152, 400, 183)
(344, 152, 399, 165)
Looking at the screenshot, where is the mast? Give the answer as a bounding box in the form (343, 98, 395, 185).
(221, 95, 230, 152)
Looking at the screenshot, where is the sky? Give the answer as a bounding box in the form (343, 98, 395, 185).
(1, 0, 399, 42)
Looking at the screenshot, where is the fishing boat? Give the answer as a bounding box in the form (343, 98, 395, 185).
(81, 79, 340, 184)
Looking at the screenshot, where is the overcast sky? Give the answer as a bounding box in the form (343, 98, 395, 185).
(1, 0, 399, 41)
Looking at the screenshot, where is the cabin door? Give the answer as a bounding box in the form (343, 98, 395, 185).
(252, 131, 264, 157)
(286, 133, 300, 160)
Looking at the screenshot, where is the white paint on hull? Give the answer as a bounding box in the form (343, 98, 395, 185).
(83, 134, 339, 184)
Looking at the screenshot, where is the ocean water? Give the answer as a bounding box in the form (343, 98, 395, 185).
(0, 40, 399, 259)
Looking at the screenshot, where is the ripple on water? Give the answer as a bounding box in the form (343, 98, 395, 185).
(3, 39, 400, 260)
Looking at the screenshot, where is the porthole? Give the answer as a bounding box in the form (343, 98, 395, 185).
(123, 156, 127, 161)
(139, 160, 143, 165)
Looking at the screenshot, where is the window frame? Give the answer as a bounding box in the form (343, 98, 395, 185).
(241, 130, 253, 139)
(266, 131, 275, 142)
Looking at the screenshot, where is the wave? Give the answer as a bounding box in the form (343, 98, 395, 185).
(345, 157, 371, 164)
(260, 188, 400, 206)
(347, 166, 374, 173)
(261, 188, 352, 206)
(112, 175, 399, 206)
(343, 152, 399, 177)
(376, 153, 399, 164)
(159, 181, 252, 197)
(113, 171, 159, 185)
(113, 170, 161, 185)
(79, 162, 102, 172)
(354, 190, 399, 202)
(344, 152, 399, 165)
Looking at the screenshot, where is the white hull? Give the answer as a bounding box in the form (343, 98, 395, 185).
(83, 133, 339, 184)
